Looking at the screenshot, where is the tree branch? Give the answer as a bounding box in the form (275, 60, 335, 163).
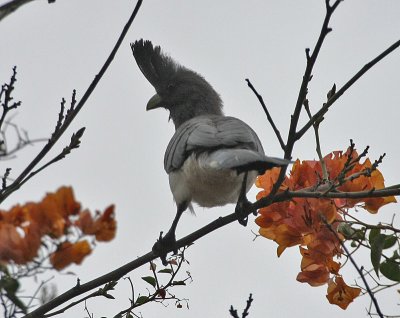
(296, 39, 400, 140)
(267, 0, 342, 200)
(23, 181, 399, 317)
(245, 79, 286, 150)
(0, 0, 35, 22)
(0, 0, 143, 204)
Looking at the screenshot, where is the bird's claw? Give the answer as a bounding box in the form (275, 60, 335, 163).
(235, 197, 252, 227)
(152, 231, 178, 266)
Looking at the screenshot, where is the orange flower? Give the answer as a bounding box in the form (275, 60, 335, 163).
(255, 148, 395, 308)
(326, 276, 361, 309)
(297, 263, 330, 287)
(75, 205, 116, 241)
(0, 186, 115, 269)
(50, 240, 92, 270)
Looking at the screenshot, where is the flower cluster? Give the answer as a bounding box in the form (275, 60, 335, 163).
(0, 186, 116, 270)
(256, 149, 396, 309)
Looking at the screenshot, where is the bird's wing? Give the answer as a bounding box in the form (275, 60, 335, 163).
(164, 115, 268, 173)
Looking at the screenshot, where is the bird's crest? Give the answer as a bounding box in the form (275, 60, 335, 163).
(131, 39, 179, 91)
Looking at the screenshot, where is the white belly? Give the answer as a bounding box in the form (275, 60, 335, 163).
(168, 153, 258, 208)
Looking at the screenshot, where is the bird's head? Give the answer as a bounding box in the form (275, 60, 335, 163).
(131, 39, 223, 128)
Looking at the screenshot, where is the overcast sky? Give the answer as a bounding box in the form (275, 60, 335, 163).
(1, 0, 400, 317)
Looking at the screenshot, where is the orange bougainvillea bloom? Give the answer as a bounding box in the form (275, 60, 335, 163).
(0, 186, 116, 269)
(50, 240, 92, 270)
(75, 205, 116, 241)
(326, 276, 361, 309)
(255, 148, 396, 309)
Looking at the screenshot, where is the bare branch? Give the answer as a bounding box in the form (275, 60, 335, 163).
(0, 66, 21, 132)
(245, 79, 286, 150)
(0, 0, 144, 204)
(0, 0, 55, 23)
(15, 127, 86, 190)
(296, 39, 400, 140)
(0, 0, 35, 22)
(267, 0, 342, 200)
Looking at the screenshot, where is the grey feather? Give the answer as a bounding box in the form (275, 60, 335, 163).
(131, 39, 179, 92)
(164, 115, 270, 173)
(206, 149, 290, 173)
(131, 39, 223, 128)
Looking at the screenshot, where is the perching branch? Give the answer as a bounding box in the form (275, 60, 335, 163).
(14, 1, 400, 317)
(23, 180, 400, 317)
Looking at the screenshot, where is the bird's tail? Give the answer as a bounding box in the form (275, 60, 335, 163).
(206, 149, 290, 174)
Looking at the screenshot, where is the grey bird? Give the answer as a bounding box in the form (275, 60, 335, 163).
(131, 39, 289, 262)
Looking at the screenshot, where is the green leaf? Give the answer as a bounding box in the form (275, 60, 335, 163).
(158, 268, 173, 274)
(380, 258, 400, 282)
(369, 228, 381, 244)
(337, 223, 355, 239)
(370, 233, 386, 277)
(383, 235, 397, 249)
(135, 295, 149, 305)
(141, 276, 156, 288)
(354, 229, 366, 240)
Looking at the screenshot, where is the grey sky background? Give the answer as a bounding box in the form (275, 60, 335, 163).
(1, 0, 400, 317)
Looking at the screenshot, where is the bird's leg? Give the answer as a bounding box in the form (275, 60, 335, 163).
(235, 171, 253, 226)
(153, 202, 187, 265)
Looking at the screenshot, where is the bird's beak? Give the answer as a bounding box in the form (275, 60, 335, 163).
(146, 93, 163, 111)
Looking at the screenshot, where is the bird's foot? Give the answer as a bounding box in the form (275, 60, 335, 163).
(235, 196, 253, 226)
(235, 171, 255, 226)
(152, 231, 178, 266)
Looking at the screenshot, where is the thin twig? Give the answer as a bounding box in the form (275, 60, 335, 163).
(303, 98, 328, 180)
(23, 181, 400, 317)
(0, 0, 35, 22)
(323, 218, 383, 318)
(296, 39, 400, 140)
(0, 0, 143, 204)
(245, 79, 286, 150)
(242, 293, 253, 318)
(267, 0, 342, 202)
